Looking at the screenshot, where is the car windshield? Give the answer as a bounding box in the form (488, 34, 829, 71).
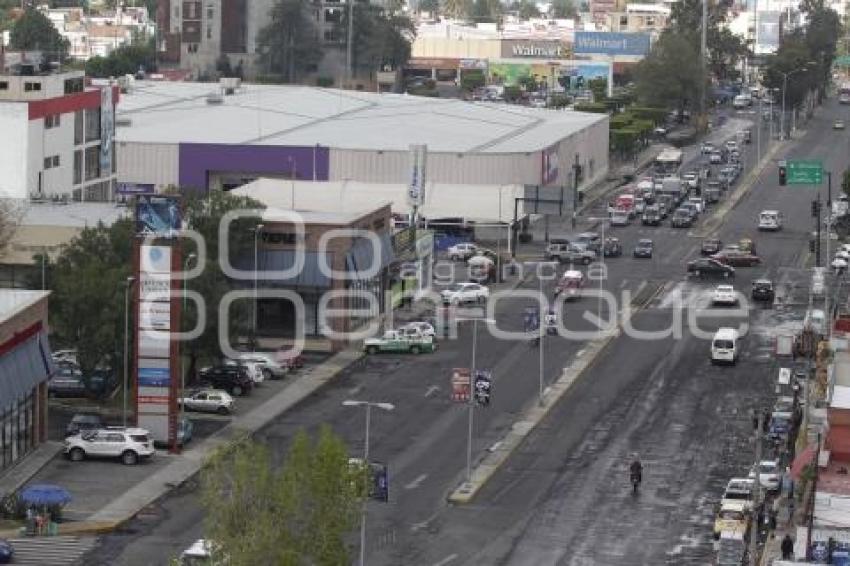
(715, 340, 734, 349)
(759, 463, 777, 473)
(724, 490, 750, 500)
(719, 510, 744, 521)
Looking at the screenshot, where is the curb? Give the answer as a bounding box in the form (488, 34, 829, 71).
(447, 330, 619, 504)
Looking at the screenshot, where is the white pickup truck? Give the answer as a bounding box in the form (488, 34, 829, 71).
(757, 210, 782, 231)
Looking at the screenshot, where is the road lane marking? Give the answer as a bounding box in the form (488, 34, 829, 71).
(404, 474, 428, 490)
(432, 554, 458, 566)
(424, 385, 439, 398)
(575, 348, 586, 358)
(348, 385, 362, 395)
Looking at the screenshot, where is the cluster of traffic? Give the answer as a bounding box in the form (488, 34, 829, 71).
(711, 386, 803, 564)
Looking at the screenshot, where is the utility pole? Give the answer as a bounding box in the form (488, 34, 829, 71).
(346, 0, 355, 87)
(749, 411, 763, 566)
(816, 194, 822, 267)
(572, 154, 580, 229)
(700, 0, 708, 123)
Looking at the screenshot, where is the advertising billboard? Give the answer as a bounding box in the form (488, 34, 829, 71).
(542, 145, 560, 186)
(136, 196, 182, 236)
(100, 86, 114, 175)
(408, 144, 427, 207)
(500, 39, 570, 59)
(117, 182, 155, 196)
(573, 32, 651, 57)
(756, 12, 781, 55)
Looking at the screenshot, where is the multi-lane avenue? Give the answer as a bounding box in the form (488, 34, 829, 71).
(85, 101, 845, 566)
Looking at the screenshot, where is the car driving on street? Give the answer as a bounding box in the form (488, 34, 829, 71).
(751, 279, 775, 302)
(633, 239, 654, 258)
(701, 238, 723, 255)
(711, 248, 761, 267)
(687, 258, 735, 279)
(712, 285, 738, 306)
(447, 242, 478, 261)
(440, 282, 489, 305)
(364, 330, 436, 355)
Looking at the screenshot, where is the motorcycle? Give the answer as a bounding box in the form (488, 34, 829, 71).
(630, 471, 641, 494)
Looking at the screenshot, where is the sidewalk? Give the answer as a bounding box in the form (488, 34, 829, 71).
(0, 441, 63, 502)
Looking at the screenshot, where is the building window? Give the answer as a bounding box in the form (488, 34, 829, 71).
(619, 15, 628, 26)
(44, 114, 61, 129)
(63, 77, 84, 94)
(85, 108, 101, 142)
(43, 155, 60, 169)
(74, 111, 84, 145)
(646, 16, 655, 26)
(24, 82, 42, 92)
(0, 81, 8, 90)
(262, 232, 299, 245)
(207, 7, 214, 19)
(73, 150, 82, 185)
(207, 25, 212, 39)
(84, 146, 101, 181)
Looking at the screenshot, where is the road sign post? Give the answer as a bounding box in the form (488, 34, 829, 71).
(786, 160, 823, 185)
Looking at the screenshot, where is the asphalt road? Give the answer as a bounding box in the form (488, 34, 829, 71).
(83, 102, 844, 565)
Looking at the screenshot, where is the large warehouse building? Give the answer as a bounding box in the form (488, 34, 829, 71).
(114, 81, 609, 207)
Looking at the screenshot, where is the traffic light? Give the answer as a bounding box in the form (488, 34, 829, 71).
(474, 370, 491, 406)
(810, 239, 817, 252)
(812, 200, 821, 218)
(371, 462, 388, 502)
(779, 165, 787, 186)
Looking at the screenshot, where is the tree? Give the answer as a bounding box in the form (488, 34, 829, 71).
(85, 41, 157, 78)
(0, 199, 22, 259)
(761, 34, 818, 112)
(441, 0, 471, 19)
(49, 218, 134, 376)
(418, 0, 440, 14)
(201, 428, 361, 565)
(470, 0, 502, 23)
(179, 190, 264, 382)
(588, 77, 607, 102)
(10, 8, 68, 61)
(634, 31, 705, 121)
(516, 0, 541, 19)
(256, 0, 323, 83)
(842, 169, 850, 199)
(340, 4, 414, 77)
(550, 0, 576, 18)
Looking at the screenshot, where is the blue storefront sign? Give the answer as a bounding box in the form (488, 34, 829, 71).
(573, 32, 651, 56)
(139, 367, 170, 387)
(117, 182, 156, 195)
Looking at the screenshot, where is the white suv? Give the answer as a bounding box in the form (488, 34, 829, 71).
(65, 427, 155, 465)
(237, 352, 287, 380)
(447, 243, 478, 261)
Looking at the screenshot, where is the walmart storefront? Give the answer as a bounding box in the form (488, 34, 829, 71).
(0, 291, 53, 476)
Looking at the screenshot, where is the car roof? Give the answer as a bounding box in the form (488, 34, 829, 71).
(715, 328, 740, 339)
(563, 270, 583, 277)
(638, 239, 653, 244)
(719, 500, 749, 512)
(716, 285, 734, 291)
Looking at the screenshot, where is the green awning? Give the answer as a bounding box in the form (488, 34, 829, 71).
(834, 55, 850, 67)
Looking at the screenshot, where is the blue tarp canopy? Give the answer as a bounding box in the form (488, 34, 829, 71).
(19, 484, 72, 507)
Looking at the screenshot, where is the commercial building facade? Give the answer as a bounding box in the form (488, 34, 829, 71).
(115, 81, 609, 199)
(0, 291, 53, 476)
(0, 66, 118, 201)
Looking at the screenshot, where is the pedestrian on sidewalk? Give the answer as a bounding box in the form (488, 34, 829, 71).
(782, 534, 794, 559)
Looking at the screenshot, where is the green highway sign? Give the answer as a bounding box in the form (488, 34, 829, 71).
(786, 160, 823, 185)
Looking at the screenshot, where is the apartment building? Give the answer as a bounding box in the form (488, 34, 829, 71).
(0, 64, 118, 201)
(605, 3, 671, 36)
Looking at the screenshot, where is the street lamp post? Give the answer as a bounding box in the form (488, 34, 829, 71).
(780, 67, 809, 140)
(181, 253, 197, 427)
(455, 315, 495, 482)
(253, 224, 265, 338)
(287, 157, 297, 209)
(123, 276, 136, 428)
(342, 400, 395, 566)
(587, 217, 611, 330)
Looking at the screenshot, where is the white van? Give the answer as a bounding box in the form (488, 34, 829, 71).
(711, 327, 741, 365)
(758, 210, 782, 231)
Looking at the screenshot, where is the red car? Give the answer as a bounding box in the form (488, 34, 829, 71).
(276, 349, 305, 370)
(711, 249, 761, 267)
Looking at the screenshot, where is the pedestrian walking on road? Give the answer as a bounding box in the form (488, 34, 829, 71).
(782, 534, 794, 559)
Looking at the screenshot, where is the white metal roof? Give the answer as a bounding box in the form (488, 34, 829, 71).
(232, 178, 526, 222)
(0, 290, 49, 325)
(116, 81, 606, 153)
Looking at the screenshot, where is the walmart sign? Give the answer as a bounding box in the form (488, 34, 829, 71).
(573, 32, 651, 56)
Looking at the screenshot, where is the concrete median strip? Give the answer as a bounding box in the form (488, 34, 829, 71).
(447, 329, 620, 504)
